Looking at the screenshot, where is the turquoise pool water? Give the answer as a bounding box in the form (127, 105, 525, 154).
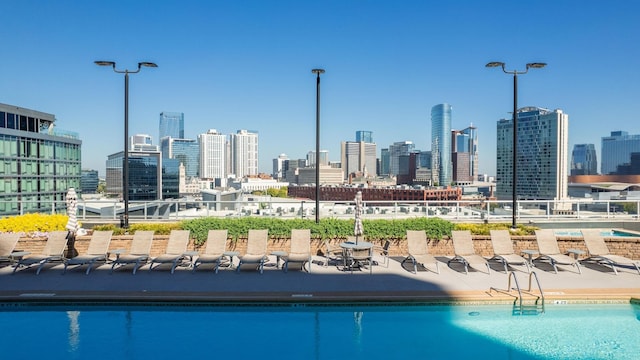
(1, 302, 638, 360)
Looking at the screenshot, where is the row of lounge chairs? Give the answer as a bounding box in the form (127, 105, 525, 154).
(2, 228, 639, 275)
(403, 229, 640, 275)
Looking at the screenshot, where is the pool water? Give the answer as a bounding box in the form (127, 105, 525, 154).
(1, 302, 638, 360)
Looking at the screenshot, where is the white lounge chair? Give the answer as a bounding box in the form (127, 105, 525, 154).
(63, 230, 113, 274)
(0, 232, 21, 265)
(448, 230, 490, 274)
(237, 229, 268, 274)
(149, 230, 191, 274)
(192, 229, 229, 273)
(282, 229, 312, 273)
(534, 229, 581, 274)
(13, 231, 69, 275)
(402, 230, 439, 274)
(581, 229, 640, 275)
(110, 230, 154, 275)
(489, 229, 531, 273)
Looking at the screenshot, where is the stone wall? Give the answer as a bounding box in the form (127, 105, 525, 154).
(14, 234, 640, 260)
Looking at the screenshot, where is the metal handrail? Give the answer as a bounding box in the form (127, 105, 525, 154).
(507, 271, 524, 314)
(527, 271, 545, 313)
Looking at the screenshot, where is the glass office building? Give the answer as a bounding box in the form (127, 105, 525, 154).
(355, 130, 373, 143)
(431, 103, 452, 186)
(160, 137, 199, 178)
(388, 141, 414, 176)
(570, 144, 598, 176)
(601, 131, 640, 175)
(496, 107, 569, 200)
(81, 169, 99, 194)
(159, 112, 184, 140)
(0, 103, 81, 216)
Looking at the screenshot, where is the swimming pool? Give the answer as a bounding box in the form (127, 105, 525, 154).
(1, 302, 638, 360)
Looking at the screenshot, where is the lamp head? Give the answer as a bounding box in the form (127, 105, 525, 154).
(485, 62, 505, 68)
(526, 62, 547, 69)
(95, 61, 116, 67)
(311, 68, 325, 74)
(138, 62, 158, 68)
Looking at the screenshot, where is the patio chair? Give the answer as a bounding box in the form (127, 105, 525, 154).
(488, 229, 531, 273)
(534, 229, 582, 274)
(581, 229, 640, 275)
(63, 230, 113, 274)
(13, 231, 69, 275)
(402, 230, 439, 274)
(282, 229, 312, 273)
(323, 240, 344, 267)
(0, 232, 21, 265)
(373, 239, 391, 268)
(448, 230, 490, 274)
(237, 229, 268, 274)
(192, 229, 229, 273)
(149, 230, 191, 274)
(110, 230, 154, 275)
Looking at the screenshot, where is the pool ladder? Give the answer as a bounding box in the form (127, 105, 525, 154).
(490, 271, 545, 316)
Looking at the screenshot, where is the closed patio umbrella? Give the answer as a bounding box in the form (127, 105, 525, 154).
(65, 188, 78, 257)
(354, 191, 364, 244)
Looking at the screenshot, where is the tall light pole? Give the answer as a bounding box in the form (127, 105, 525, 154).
(312, 68, 325, 224)
(95, 61, 157, 228)
(486, 61, 546, 230)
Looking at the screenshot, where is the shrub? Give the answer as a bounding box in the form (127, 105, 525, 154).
(0, 213, 69, 236)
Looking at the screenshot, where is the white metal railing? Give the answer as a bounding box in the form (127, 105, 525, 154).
(4, 198, 640, 223)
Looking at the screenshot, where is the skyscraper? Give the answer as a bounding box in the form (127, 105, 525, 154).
(159, 112, 184, 140)
(198, 129, 226, 179)
(388, 141, 415, 176)
(341, 141, 377, 179)
(431, 103, 452, 186)
(306, 150, 329, 167)
(272, 153, 289, 180)
(601, 131, 640, 175)
(230, 129, 258, 178)
(570, 144, 598, 176)
(451, 125, 478, 183)
(380, 148, 390, 176)
(496, 107, 569, 201)
(355, 130, 373, 143)
(160, 137, 200, 178)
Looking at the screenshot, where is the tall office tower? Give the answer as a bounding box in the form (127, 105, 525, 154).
(160, 137, 200, 178)
(159, 112, 184, 140)
(496, 107, 569, 201)
(198, 129, 226, 179)
(601, 131, 640, 175)
(106, 149, 179, 200)
(355, 130, 373, 143)
(451, 125, 478, 183)
(272, 153, 289, 180)
(230, 129, 259, 178)
(81, 169, 100, 194)
(380, 148, 390, 175)
(131, 134, 159, 152)
(0, 103, 81, 216)
(307, 150, 329, 166)
(431, 103, 453, 186)
(570, 144, 598, 176)
(341, 141, 377, 179)
(418, 151, 432, 169)
(388, 141, 415, 176)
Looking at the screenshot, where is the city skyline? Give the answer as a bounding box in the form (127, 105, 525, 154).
(2, 1, 638, 177)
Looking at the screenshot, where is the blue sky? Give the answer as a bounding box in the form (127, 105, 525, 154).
(2, 0, 639, 177)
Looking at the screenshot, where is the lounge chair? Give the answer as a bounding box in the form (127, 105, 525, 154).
(581, 229, 640, 275)
(237, 229, 268, 274)
(489, 229, 531, 273)
(110, 230, 154, 275)
(534, 229, 582, 274)
(448, 230, 490, 274)
(13, 231, 69, 275)
(149, 230, 191, 274)
(192, 230, 229, 273)
(0, 233, 21, 265)
(402, 230, 439, 274)
(282, 229, 312, 273)
(63, 230, 113, 274)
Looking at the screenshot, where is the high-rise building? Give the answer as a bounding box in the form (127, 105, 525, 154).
(230, 129, 258, 178)
(431, 103, 453, 186)
(160, 137, 199, 178)
(496, 107, 569, 201)
(570, 144, 598, 176)
(380, 148, 390, 175)
(355, 130, 373, 143)
(272, 153, 289, 180)
(388, 141, 415, 176)
(81, 169, 99, 194)
(0, 103, 81, 216)
(341, 141, 377, 179)
(159, 112, 184, 140)
(451, 125, 478, 183)
(198, 129, 226, 179)
(307, 150, 329, 167)
(131, 134, 158, 152)
(601, 131, 640, 175)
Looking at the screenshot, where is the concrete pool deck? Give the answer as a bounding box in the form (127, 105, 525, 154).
(1, 254, 639, 303)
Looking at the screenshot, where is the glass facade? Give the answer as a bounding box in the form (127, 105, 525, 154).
(570, 144, 598, 176)
(355, 130, 373, 143)
(388, 141, 414, 176)
(431, 103, 452, 186)
(81, 169, 99, 194)
(159, 112, 184, 140)
(601, 131, 640, 175)
(379, 148, 390, 175)
(161, 137, 199, 178)
(161, 158, 180, 199)
(107, 151, 178, 201)
(451, 125, 478, 183)
(0, 104, 81, 216)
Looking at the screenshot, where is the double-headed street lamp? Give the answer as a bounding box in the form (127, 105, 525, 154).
(312, 68, 325, 224)
(486, 61, 546, 230)
(95, 61, 158, 228)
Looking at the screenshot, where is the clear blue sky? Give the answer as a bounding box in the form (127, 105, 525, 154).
(2, 0, 639, 177)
